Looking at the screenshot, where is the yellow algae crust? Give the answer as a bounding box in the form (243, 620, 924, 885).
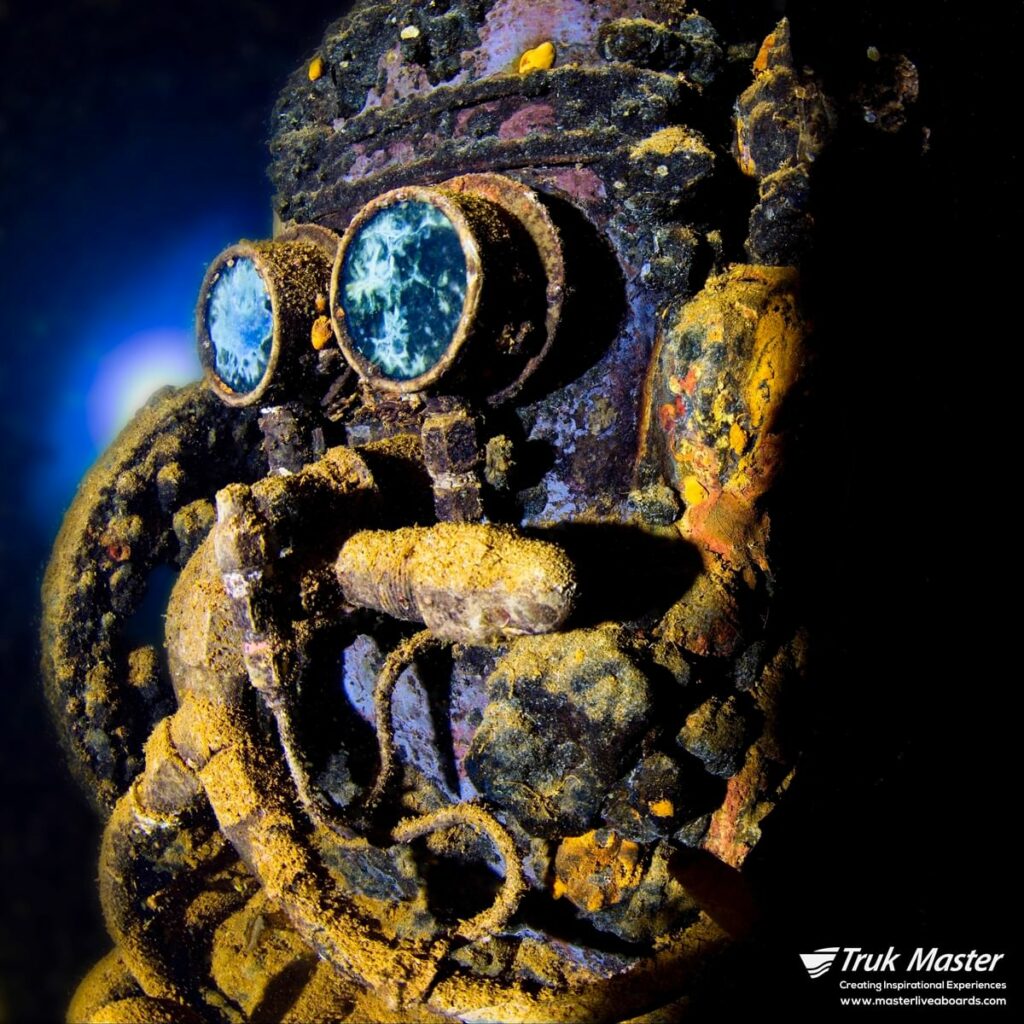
(337, 523, 577, 641)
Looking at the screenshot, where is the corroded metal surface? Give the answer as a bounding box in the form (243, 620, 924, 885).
(41, 1, 848, 1020)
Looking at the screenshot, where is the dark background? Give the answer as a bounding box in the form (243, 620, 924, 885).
(0, 0, 1013, 1020)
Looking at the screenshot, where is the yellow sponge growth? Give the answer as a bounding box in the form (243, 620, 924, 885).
(518, 41, 555, 74)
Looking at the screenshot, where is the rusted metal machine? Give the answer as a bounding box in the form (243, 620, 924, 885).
(42, 2, 840, 1020)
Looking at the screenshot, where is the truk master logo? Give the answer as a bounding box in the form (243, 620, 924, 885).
(799, 946, 1005, 980)
(800, 947, 842, 979)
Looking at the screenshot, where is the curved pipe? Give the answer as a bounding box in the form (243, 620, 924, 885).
(392, 803, 526, 941)
(365, 629, 448, 810)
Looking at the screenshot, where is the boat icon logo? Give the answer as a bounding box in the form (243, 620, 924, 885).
(800, 947, 841, 979)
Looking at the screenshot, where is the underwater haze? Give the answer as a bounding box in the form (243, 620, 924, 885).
(0, 3, 349, 1018)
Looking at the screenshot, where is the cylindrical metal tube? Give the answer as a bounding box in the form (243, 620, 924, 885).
(335, 527, 420, 621)
(197, 224, 339, 407)
(335, 523, 576, 643)
(330, 180, 553, 401)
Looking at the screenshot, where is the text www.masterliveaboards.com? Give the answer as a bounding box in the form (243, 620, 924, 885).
(838, 979, 1008, 1008)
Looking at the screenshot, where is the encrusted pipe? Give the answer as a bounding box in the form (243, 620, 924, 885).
(392, 803, 527, 941)
(366, 629, 448, 809)
(98, 720, 211, 1007)
(160, 468, 452, 1004)
(335, 522, 577, 643)
(210, 448, 377, 833)
(182, 694, 444, 1005)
